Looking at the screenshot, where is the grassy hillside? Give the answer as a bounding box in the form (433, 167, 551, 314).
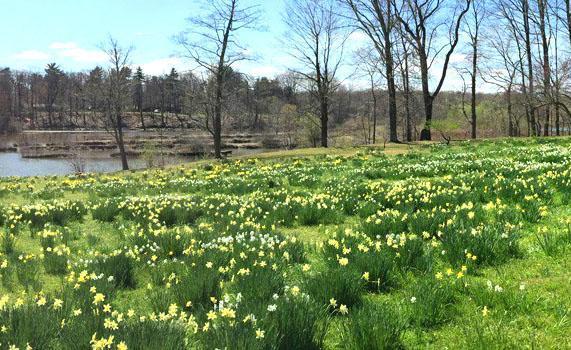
(0, 137, 570, 349)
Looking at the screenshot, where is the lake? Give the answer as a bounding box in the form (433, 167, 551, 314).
(0, 152, 171, 177)
(0, 131, 274, 177)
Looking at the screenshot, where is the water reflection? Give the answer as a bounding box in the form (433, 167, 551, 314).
(0, 152, 158, 177)
(0, 131, 272, 177)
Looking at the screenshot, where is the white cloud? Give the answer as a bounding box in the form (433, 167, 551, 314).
(58, 47, 107, 62)
(139, 57, 185, 75)
(48, 41, 107, 63)
(273, 54, 296, 67)
(347, 31, 369, 44)
(13, 50, 50, 60)
(44, 41, 107, 63)
(449, 53, 467, 64)
(49, 42, 78, 50)
(243, 64, 284, 77)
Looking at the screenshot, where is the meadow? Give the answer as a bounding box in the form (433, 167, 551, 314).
(0, 138, 571, 349)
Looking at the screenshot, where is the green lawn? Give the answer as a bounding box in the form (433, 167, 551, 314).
(0, 137, 570, 349)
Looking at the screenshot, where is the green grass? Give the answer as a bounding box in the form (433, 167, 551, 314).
(0, 137, 571, 348)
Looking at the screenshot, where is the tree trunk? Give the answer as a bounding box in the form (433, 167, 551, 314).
(371, 82, 377, 145)
(507, 87, 514, 137)
(213, 76, 223, 158)
(210, 0, 235, 159)
(420, 95, 433, 141)
(538, 0, 551, 137)
(471, 41, 477, 139)
(320, 94, 328, 147)
(384, 13, 398, 143)
(140, 108, 146, 130)
(116, 114, 129, 170)
(402, 50, 412, 142)
(419, 51, 432, 141)
(522, 0, 537, 136)
(555, 103, 560, 136)
(566, 0, 571, 47)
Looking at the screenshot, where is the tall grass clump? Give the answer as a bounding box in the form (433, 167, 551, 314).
(305, 267, 364, 309)
(265, 295, 330, 350)
(93, 251, 136, 289)
(407, 274, 459, 328)
(341, 300, 407, 350)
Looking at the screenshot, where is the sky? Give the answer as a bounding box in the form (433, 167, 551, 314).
(1, 0, 471, 91)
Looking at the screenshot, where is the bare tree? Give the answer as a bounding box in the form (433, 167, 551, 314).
(458, 0, 486, 139)
(355, 46, 382, 144)
(566, 0, 571, 47)
(341, 0, 399, 142)
(482, 22, 526, 136)
(395, 33, 416, 141)
(521, 0, 538, 135)
(494, 0, 534, 136)
(551, 0, 567, 135)
(284, 0, 347, 148)
(393, 0, 472, 140)
(102, 37, 132, 171)
(177, 0, 260, 158)
(536, 0, 552, 135)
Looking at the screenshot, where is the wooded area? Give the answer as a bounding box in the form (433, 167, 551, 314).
(1, 0, 571, 166)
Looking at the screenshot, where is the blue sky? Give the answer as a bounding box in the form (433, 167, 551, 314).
(1, 0, 293, 75)
(1, 0, 476, 91)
